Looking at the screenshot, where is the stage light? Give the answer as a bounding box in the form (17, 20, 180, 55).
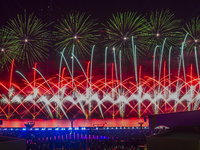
(68, 127, 72, 130)
(10, 128, 13, 131)
(22, 128, 26, 131)
(132, 127, 134, 129)
(128, 127, 130, 129)
(4, 128, 7, 130)
(96, 127, 98, 130)
(107, 127, 109, 130)
(55, 127, 59, 131)
(41, 128, 46, 130)
(61, 128, 65, 130)
(81, 127, 85, 130)
(136, 127, 138, 129)
(115, 127, 118, 129)
(35, 128, 39, 131)
(111, 127, 113, 129)
(48, 128, 52, 130)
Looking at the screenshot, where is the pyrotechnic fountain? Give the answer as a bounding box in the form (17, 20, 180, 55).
(0, 36, 200, 120)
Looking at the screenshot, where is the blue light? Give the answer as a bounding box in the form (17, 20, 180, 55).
(75, 127, 79, 130)
(22, 128, 26, 131)
(128, 127, 130, 129)
(61, 128, 65, 130)
(55, 128, 59, 131)
(48, 128, 52, 130)
(35, 128, 39, 131)
(132, 127, 134, 129)
(10, 128, 13, 131)
(96, 127, 98, 130)
(81, 127, 85, 130)
(41, 128, 46, 131)
(115, 127, 118, 129)
(111, 127, 113, 129)
(144, 127, 147, 129)
(124, 127, 126, 129)
(136, 127, 138, 129)
(68, 127, 72, 130)
(107, 127, 109, 130)
(4, 128, 7, 130)
(29, 128, 33, 131)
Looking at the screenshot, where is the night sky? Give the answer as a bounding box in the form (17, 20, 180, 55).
(1, 0, 200, 25)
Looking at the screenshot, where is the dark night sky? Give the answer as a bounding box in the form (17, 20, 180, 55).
(1, 0, 200, 25)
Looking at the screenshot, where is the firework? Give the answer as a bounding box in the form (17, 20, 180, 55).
(183, 16, 200, 52)
(102, 12, 147, 59)
(54, 12, 99, 58)
(0, 28, 16, 70)
(4, 13, 50, 67)
(144, 10, 183, 54)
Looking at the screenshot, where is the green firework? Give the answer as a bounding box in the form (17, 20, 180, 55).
(144, 10, 183, 54)
(4, 13, 50, 67)
(54, 12, 99, 58)
(183, 16, 200, 52)
(0, 28, 16, 70)
(103, 12, 147, 59)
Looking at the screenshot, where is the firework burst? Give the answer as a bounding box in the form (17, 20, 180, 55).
(54, 12, 99, 58)
(144, 10, 183, 54)
(4, 13, 50, 67)
(183, 16, 200, 52)
(102, 12, 147, 59)
(0, 28, 16, 70)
